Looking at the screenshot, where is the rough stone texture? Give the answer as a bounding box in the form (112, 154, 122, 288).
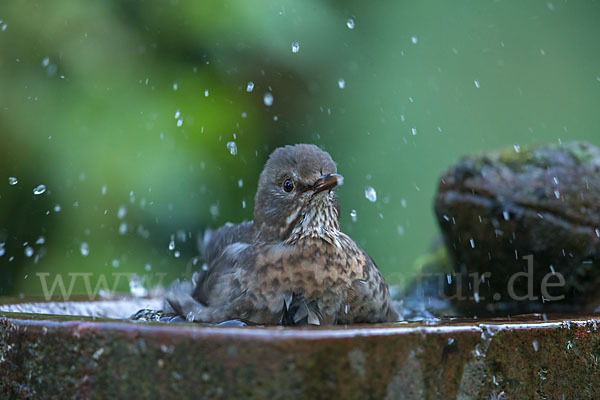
(435, 141, 600, 315)
(2, 305, 600, 399)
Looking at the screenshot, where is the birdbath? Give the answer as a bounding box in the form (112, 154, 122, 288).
(1, 296, 600, 399)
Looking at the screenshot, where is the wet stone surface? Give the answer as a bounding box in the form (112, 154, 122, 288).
(434, 141, 600, 315)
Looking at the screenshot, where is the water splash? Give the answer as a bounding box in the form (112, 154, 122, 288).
(117, 205, 127, 219)
(129, 275, 148, 298)
(8, 177, 18, 186)
(80, 242, 89, 257)
(263, 93, 273, 107)
(33, 184, 46, 195)
(24, 246, 34, 258)
(227, 141, 238, 155)
(364, 186, 377, 202)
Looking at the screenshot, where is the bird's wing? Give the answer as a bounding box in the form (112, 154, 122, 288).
(199, 221, 255, 265)
(192, 241, 253, 307)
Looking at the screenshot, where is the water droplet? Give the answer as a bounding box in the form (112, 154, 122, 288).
(411, 35, 418, 44)
(554, 190, 560, 199)
(474, 80, 480, 88)
(595, 228, 600, 238)
(263, 93, 273, 107)
(172, 82, 178, 91)
(553, 176, 559, 184)
(36, 236, 45, 245)
(502, 211, 510, 221)
(204, 89, 209, 97)
(532, 340, 539, 352)
(112, 259, 120, 268)
(24, 246, 34, 257)
(209, 204, 219, 218)
(168, 240, 175, 251)
(397, 225, 405, 235)
(513, 144, 520, 153)
(119, 222, 127, 235)
(350, 209, 357, 222)
(227, 141, 238, 155)
(174, 250, 181, 258)
(238, 179, 243, 188)
(42, 57, 50, 67)
(80, 242, 89, 257)
(411, 127, 417, 136)
(176, 118, 183, 127)
(0, 244, 5, 257)
(174, 109, 181, 119)
(8, 177, 18, 186)
(33, 184, 46, 195)
(337, 78, 346, 89)
(291, 42, 300, 53)
(364, 186, 377, 202)
(129, 275, 148, 297)
(145, 264, 152, 271)
(242, 200, 246, 208)
(54, 204, 61, 213)
(470, 238, 475, 248)
(547, 2, 555, 10)
(117, 205, 127, 219)
(346, 18, 355, 30)
(246, 81, 254, 92)
(101, 185, 107, 195)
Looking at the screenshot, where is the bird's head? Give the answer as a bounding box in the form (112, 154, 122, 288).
(253, 144, 343, 243)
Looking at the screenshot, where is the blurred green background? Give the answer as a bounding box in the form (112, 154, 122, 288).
(1, 0, 599, 297)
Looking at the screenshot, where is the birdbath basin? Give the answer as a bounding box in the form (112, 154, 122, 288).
(1, 296, 600, 399)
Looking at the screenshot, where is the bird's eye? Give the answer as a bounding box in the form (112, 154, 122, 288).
(283, 178, 295, 193)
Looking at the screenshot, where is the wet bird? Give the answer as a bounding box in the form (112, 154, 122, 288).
(164, 144, 398, 325)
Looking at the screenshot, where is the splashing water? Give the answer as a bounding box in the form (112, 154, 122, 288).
(24, 246, 34, 258)
(227, 141, 238, 155)
(8, 177, 18, 186)
(129, 275, 148, 298)
(364, 186, 377, 202)
(263, 92, 274, 107)
(80, 242, 89, 257)
(33, 184, 46, 195)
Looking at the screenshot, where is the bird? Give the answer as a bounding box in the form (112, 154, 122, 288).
(164, 144, 398, 325)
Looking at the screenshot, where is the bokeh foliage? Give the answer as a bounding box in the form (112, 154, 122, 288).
(0, 0, 599, 296)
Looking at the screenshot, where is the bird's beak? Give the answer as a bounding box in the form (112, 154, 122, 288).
(311, 173, 343, 194)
